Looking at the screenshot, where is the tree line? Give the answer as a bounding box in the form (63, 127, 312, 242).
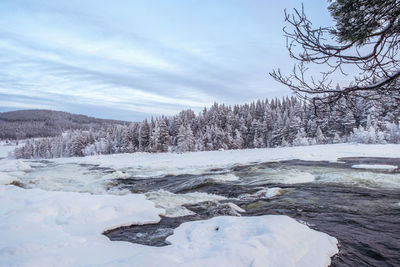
(0, 109, 127, 140)
(14, 95, 400, 159)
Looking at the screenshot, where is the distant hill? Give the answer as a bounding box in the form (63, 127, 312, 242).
(0, 110, 129, 140)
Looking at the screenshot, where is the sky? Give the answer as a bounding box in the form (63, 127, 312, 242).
(0, 0, 332, 121)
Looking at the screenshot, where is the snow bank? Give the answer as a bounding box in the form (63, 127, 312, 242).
(0, 141, 26, 158)
(0, 173, 16, 185)
(0, 143, 17, 158)
(54, 144, 400, 177)
(164, 216, 338, 267)
(0, 185, 338, 266)
(352, 164, 398, 171)
(0, 185, 163, 266)
(0, 159, 31, 172)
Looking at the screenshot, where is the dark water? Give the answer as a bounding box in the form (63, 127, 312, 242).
(105, 158, 400, 267)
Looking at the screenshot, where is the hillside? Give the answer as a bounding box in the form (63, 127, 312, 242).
(0, 110, 129, 140)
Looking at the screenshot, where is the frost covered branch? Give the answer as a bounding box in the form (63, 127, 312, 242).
(270, 0, 400, 109)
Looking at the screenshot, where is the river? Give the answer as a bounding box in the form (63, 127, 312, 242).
(105, 157, 400, 267)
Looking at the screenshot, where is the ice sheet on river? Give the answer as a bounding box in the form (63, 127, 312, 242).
(0, 185, 338, 267)
(51, 143, 400, 175)
(351, 164, 398, 171)
(2, 144, 400, 191)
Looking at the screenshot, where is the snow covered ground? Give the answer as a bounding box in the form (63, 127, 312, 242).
(0, 141, 20, 158)
(1, 143, 400, 266)
(54, 143, 400, 176)
(0, 186, 338, 267)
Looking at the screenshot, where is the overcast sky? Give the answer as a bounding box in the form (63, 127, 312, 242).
(0, 0, 332, 121)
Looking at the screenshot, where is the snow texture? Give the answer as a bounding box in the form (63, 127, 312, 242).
(53, 144, 400, 177)
(0, 185, 338, 267)
(2, 144, 400, 191)
(0, 141, 18, 158)
(2, 143, 400, 266)
(145, 190, 226, 217)
(0, 185, 163, 266)
(351, 164, 398, 171)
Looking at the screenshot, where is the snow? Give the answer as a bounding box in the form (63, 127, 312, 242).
(263, 169, 316, 184)
(0, 173, 16, 185)
(206, 173, 240, 182)
(0, 185, 338, 266)
(165, 216, 338, 267)
(0, 142, 18, 158)
(352, 164, 398, 171)
(0, 185, 164, 266)
(0, 159, 31, 172)
(145, 190, 226, 217)
(53, 144, 400, 177)
(2, 143, 400, 266)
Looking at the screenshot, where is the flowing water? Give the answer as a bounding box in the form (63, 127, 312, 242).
(11, 157, 400, 266)
(104, 158, 400, 267)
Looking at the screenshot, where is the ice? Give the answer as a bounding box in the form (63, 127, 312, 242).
(1, 144, 400, 193)
(0, 159, 31, 172)
(316, 170, 400, 189)
(164, 215, 338, 267)
(145, 190, 226, 217)
(1, 144, 399, 265)
(248, 168, 316, 185)
(225, 202, 246, 213)
(280, 170, 315, 184)
(351, 164, 398, 171)
(0, 141, 19, 158)
(0, 162, 132, 195)
(53, 144, 400, 178)
(206, 173, 240, 182)
(239, 187, 287, 201)
(246, 164, 400, 189)
(265, 187, 284, 198)
(0, 185, 338, 266)
(0, 173, 16, 185)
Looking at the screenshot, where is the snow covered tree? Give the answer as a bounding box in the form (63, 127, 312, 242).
(13, 94, 400, 159)
(139, 120, 150, 152)
(232, 129, 244, 149)
(315, 127, 326, 144)
(158, 119, 170, 152)
(333, 133, 341, 144)
(176, 124, 196, 153)
(292, 128, 309, 146)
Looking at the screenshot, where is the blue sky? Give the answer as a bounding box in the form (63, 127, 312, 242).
(0, 0, 332, 121)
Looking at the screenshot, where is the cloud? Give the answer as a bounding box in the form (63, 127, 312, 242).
(0, 0, 329, 120)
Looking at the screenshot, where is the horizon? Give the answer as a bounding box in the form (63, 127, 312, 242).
(1, 0, 332, 121)
(0, 93, 301, 122)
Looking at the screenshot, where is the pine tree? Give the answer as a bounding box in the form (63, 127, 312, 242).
(315, 127, 326, 144)
(158, 119, 170, 152)
(139, 119, 150, 152)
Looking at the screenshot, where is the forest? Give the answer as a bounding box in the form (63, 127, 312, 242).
(13, 94, 400, 159)
(0, 109, 127, 140)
